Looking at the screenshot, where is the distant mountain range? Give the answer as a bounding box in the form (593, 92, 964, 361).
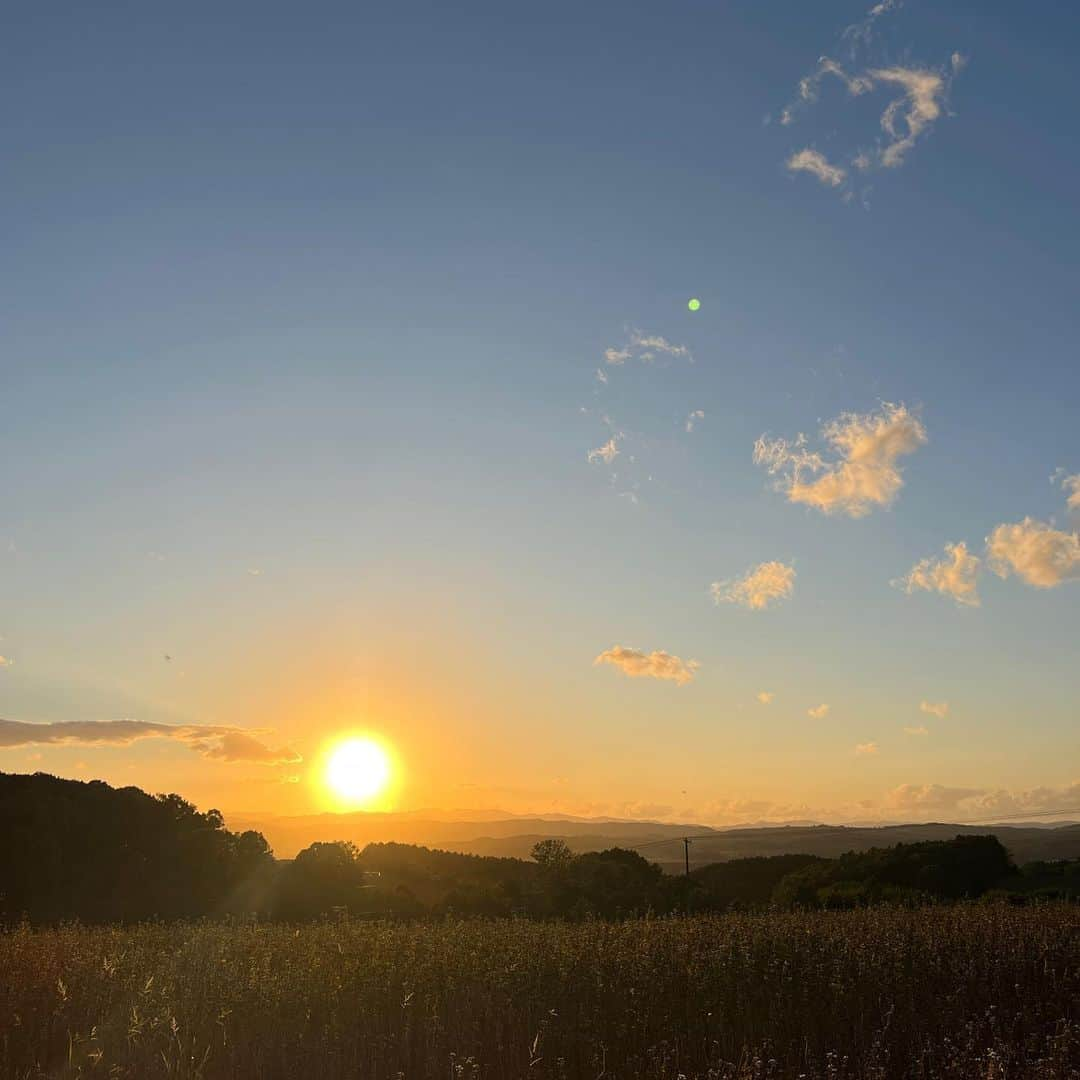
(224, 809, 1080, 867)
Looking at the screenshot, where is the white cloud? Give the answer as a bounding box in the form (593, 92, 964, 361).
(594, 646, 699, 687)
(0, 718, 301, 765)
(756, 691, 775, 705)
(755, 403, 926, 517)
(900, 541, 981, 606)
(807, 703, 830, 719)
(604, 347, 631, 365)
(786, 148, 847, 187)
(855, 741, 879, 756)
(869, 67, 947, 167)
(920, 700, 949, 719)
(711, 561, 796, 611)
(986, 518, 1080, 588)
(904, 725, 929, 736)
(685, 409, 705, 433)
(588, 437, 620, 465)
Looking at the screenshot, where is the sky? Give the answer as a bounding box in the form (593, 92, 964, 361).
(2, 0, 1079, 828)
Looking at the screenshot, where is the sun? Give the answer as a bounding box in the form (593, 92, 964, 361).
(323, 737, 393, 807)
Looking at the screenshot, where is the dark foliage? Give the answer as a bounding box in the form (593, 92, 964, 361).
(0, 772, 273, 923)
(6, 773, 1072, 924)
(771, 834, 1016, 908)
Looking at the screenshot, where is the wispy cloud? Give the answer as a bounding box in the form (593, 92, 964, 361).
(0, 656, 11, 669)
(756, 691, 775, 705)
(1059, 472, 1080, 511)
(855, 741, 879, 756)
(869, 67, 947, 168)
(0, 718, 301, 765)
(920, 700, 949, 719)
(755, 403, 926, 517)
(807, 703, 830, 720)
(986, 518, 1080, 588)
(594, 646, 699, 687)
(888, 783, 983, 812)
(630, 331, 690, 361)
(587, 437, 621, 465)
(842, 0, 903, 55)
(786, 148, 847, 187)
(685, 409, 705, 433)
(889, 781, 1080, 819)
(903, 725, 929, 736)
(711, 561, 796, 611)
(602, 330, 691, 367)
(778, 1, 961, 188)
(899, 541, 981, 606)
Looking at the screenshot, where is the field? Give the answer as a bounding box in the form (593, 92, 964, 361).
(3, 905, 1079, 1079)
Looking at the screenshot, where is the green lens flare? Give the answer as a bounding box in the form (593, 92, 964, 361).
(688, 298, 701, 311)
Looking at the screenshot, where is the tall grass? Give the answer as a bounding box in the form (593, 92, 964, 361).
(2, 905, 1078, 1078)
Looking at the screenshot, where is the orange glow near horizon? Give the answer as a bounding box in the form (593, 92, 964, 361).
(319, 734, 398, 811)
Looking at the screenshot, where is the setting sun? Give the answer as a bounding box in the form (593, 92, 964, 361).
(323, 737, 393, 807)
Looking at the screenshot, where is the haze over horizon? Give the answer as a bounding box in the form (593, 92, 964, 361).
(3, 0, 1078, 828)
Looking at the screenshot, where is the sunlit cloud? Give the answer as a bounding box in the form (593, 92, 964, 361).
(903, 725, 929, 736)
(889, 781, 1080, 819)
(630, 331, 690, 361)
(602, 330, 691, 368)
(887, 783, 983, 812)
(869, 66, 946, 168)
(807, 703, 830, 719)
(1060, 473, 1080, 511)
(685, 409, 705, 433)
(756, 691, 775, 705)
(755, 403, 926, 517)
(711, 561, 795, 611)
(593, 646, 699, 687)
(193, 732, 302, 765)
(986, 518, 1080, 588)
(0, 656, 11, 668)
(795, 59, 874, 110)
(899, 541, 981, 606)
(855, 741, 879, 756)
(778, 2, 961, 186)
(786, 148, 847, 187)
(587, 437, 621, 465)
(920, 700, 949, 719)
(0, 718, 301, 765)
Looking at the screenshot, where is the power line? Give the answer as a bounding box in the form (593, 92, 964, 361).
(965, 806, 1080, 823)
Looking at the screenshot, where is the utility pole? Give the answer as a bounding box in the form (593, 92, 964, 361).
(683, 836, 691, 878)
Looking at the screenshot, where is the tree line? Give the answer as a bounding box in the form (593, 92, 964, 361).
(2, 772, 1076, 924)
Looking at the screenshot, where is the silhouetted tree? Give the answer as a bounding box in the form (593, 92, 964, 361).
(0, 772, 275, 923)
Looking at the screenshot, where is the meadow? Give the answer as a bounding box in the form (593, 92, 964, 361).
(3, 905, 1079, 1079)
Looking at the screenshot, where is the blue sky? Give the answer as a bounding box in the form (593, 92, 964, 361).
(2, 0, 1078, 824)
